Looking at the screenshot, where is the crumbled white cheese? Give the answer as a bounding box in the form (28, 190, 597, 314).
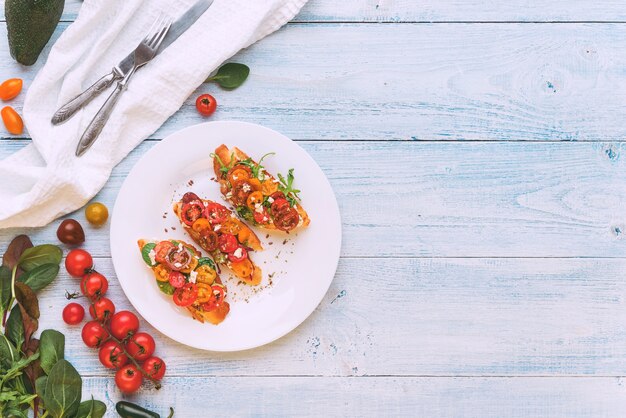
(148, 249, 157, 265)
(204, 201, 208, 207)
(225, 192, 233, 198)
(232, 175, 238, 181)
(273, 178, 280, 184)
(230, 213, 236, 218)
(214, 224, 221, 232)
(242, 183, 252, 193)
(258, 172, 265, 181)
(297, 216, 303, 227)
(233, 248, 243, 258)
(174, 262, 182, 268)
(188, 270, 198, 284)
(178, 243, 184, 252)
(267, 197, 274, 204)
(254, 203, 264, 213)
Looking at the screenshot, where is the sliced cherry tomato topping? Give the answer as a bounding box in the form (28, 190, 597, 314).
(227, 166, 251, 184)
(195, 265, 217, 285)
(173, 283, 198, 307)
(196, 282, 213, 304)
(230, 180, 257, 206)
(271, 198, 290, 215)
(229, 259, 253, 279)
(192, 218, 211, 233)
(274, 207, 300, 231)
(181, 202, 205, 226)
(205, 202, 229, 224)
(153, 264, 170, 282)
(228, 246, 248, 263)
(261, 179, 279, 196)
(165, 247, 192, 271)
(201, 285, 226, 312)
(253, 207, 270, 224)
(182, 192, 201, 203)
(154, 241, 175, 264)
(219, 219, 241, 235)
(218, 234, 238, 253)
(270, 191, 286, 201)
(246, 191, 264, 210)
(198, 229, 218, 252)
(168, 271, 186, 288)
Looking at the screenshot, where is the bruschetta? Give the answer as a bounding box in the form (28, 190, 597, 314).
(173, 193, 263, 285)
(211, 144, 310, 233)
(137, 239, 230, 325)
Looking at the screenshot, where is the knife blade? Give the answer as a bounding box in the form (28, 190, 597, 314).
(52, 0, 214, 125)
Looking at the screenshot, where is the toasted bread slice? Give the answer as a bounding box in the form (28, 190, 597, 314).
(137, 238, 229, 325)
(173, 199, 263, 286)
(212, 144, 310, 232)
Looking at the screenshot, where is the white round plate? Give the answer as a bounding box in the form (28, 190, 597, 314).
(110, 121, 341, 351)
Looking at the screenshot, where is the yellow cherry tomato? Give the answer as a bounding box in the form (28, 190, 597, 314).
(85, 202, 109, 226)
(1, 106, 23, 135)
(195, 265, 216, 285)
(153, 264, 170, 282)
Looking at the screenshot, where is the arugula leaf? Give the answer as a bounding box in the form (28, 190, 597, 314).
(210, 152, 236, 176)
(18, 245, 62, 272)
(5, 305, 24, 352)
(39, 329, 64, 375)
(238, 152, 275, 180)
(2, 235, 33, 270)
(277, 169, 302, 207)
(43, 359, 82, 418)
(236, 206, 255, 223)
(18, 263, 60, 292)
(205, 63, 250, 90)
(76, 396, 107, 418)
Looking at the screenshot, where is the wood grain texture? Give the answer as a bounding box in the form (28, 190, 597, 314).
(1, 140, 624, 258)
(32, 257, 626, 376)
(2, 23, 626, 141)
(78, 376, 626, 417)
(6, 0, 626, 23)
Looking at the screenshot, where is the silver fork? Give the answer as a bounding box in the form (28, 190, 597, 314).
(76, 16, 172, 157)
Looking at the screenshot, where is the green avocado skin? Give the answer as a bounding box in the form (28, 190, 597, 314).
(5, 0, 65, 66)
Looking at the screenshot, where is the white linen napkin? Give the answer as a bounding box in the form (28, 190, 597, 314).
(0, 0, 307, 228)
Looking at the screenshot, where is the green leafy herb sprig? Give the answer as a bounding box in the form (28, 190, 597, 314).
(205, 63, 250, 90)
(277, 169, 302, 207)
(239, 152, 275, 180)
(0, 235, 106, 418)
(210, 152, 235, 177)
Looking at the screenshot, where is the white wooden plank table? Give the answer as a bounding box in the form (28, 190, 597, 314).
(1, 1, 626, 416)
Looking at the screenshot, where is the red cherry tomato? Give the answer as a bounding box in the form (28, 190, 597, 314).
(125, 332, 155, 362)
(274, 207, 299, 232)
(195, 94, 217, 117)
(80, 271, 108, 300)
(98, 340, 128, 369)
(168, 271, 186, 288)
(228, 246, 248, 263)
(153, 241, 175, 264)
(270, 198, 290, 215)
(115, 364, 143, 393)
(89, 297, 115, 321)
(181, 201, 205, 226)
(205, 202, 229, 224)
(65, 249, 93, 277)
(182, 192, 201, 203)
(62, 303, 85, 325)
(109, 311, 140, 340)
(253, 207, 270, 224)
(218, 233, 238, 253)
(173, 283, 198, 307)
(142, 356, 166, 380)
(81, 320, 110, 348)
(201, 285, 226, 312)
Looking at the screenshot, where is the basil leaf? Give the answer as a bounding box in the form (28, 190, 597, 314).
(157, 280, 175, 295)
(197, 257, 215, 270)
(43, 359, 82, 418)
(0, 265, 13, 318)
(141, 243, 157, 266)
(40, 329, 65, 374)
(236, 206, 254, 223)
(206, 62, 250, 90)
(35, 375, 48, 399)
(3, 235, 33, 269)
(6, 304, 25, 351)
(18, 244, 63, 272)
(0, 333, 17, 368)
(75, 396, 107, 418)
(18, 263, 60, 292)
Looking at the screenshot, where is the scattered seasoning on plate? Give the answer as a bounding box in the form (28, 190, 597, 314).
(188, 179, 194, 186)
(164, 228, 168, 233)
(268, 242, 273, 245)
(282, 239, 288, 245)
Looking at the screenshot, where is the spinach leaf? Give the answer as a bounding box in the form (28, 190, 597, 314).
(18, 263, 60, 292)
(39, 329, 64, 374)
(75, 396, 107, 418)
(206, 62, 250, 90)
(2, 235, 33, 269)
(0, 265, 12, 314)
(141, 243, 157, 266)
(18, 244, 62, 272)
(197, 257, 215, 270)
(14, 283, 39, 347)
(35, 375, 47, 399)
(43, 359, 82, 418)
(5, 304, 24, 351)
(236, 206, 254, 223)
(0, 333, 17, 368)
(157, 280, 175, 295)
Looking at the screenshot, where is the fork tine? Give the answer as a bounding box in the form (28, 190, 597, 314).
(142, 15, 163, 45)
(150, 20, 171, 50)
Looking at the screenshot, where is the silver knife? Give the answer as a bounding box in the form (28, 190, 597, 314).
(52, 0, 214, 125)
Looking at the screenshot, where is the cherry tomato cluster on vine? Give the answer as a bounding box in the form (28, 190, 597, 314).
(62, 248, 166, 394)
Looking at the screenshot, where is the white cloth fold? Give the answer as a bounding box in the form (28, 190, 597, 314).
(0, 0, 307, 228)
